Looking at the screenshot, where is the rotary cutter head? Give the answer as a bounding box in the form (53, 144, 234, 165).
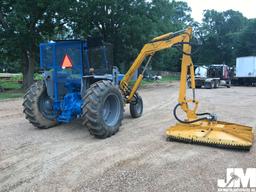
(166, 120, 253, 150)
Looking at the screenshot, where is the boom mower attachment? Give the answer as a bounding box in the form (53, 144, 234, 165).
(164, 28, 253, 150)
(120, 27, 254, 150)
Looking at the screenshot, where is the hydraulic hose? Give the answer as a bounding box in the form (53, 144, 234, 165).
(173, 103, 214, 124)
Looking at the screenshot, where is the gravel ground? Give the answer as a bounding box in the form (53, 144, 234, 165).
(0, 83, 255, 192)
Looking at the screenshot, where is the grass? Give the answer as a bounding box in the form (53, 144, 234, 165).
(0, 89, 24, 100)
(0, 72, 42, 100)
(161, 75, 180, 81)
(0, 80, 22, 90)
(139, 75, 180, 86)
(0, 79, 23, 100)
(0, 74, 179, 100)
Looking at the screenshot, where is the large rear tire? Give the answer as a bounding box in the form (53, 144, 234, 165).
(23, 81, 57, 128)
(82, 80, 124, 139)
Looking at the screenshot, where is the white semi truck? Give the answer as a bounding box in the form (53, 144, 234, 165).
(188, 64, 231, 89)
(232, 56, 256, 86)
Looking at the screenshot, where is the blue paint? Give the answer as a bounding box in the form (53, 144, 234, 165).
(57, 92, 82, 123)
(39, 40, 124, 123)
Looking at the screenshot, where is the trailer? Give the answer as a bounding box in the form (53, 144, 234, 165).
(232, 56, 256, 86)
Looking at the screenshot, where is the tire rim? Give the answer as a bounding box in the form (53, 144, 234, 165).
(39, 94, 56, 120)
(134, 98, 142, 114)
(102, 94, 121, 127)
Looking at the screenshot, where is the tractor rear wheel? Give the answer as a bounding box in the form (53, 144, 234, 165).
(82, 80, 124, 139)
(23, 81, 57, 128)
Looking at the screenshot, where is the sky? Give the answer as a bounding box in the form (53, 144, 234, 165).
(180, 0, 256, 22)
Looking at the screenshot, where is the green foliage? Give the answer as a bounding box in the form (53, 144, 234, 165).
(1, 0, 193, 82)
(236, 19, 256, 57)
(0, 80, 22, 89)
(195, 9, 256, 66)
(0, 0, 74, 88)
(161, 75, 180, 82)
(0, 91, 24, 100)
(34, 73, 43, 81)
(10, 74, 23, 81)
(130, 75, 180, 87)
(1, 0, 256, 88)
(72, 0, 193, 72)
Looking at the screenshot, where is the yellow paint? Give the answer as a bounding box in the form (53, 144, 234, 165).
(120, 27, 195, 109)
(166, 120, 253, 149)
(127, 74, 143, 101)
(121, 27, 253, 150)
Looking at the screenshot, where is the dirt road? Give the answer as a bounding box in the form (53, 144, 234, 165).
(0, 83, 255, 192)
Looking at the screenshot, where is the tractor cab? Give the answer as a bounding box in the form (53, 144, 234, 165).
(40, 39, 113, 73)
(40, 40, 122, 97)
(38, 40, 124, 122)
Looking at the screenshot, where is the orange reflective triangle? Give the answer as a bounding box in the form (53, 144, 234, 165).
(62, 54, 72, 69)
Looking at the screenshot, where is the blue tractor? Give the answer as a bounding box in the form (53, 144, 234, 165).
(23, 39, 143, 138)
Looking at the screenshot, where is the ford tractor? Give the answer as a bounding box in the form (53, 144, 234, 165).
(23, 39, 143, 138)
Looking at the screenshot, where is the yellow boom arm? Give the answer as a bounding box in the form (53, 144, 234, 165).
(120, 27, 198, 120)
(119, 27, 253, 150)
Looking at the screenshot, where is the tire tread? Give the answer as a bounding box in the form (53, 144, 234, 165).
(82, 80, 123, 139)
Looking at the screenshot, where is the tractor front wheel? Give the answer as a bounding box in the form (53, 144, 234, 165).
(23, 81, 57, 128)
(130, 94, 143, 118)
(82, 80, 124, 139)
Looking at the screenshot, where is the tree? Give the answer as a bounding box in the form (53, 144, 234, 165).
(236, 19, 256, 57)
(73, 0, 193, 72)
(0, 0, 72, 88)
(72, 0, 153, 72)
(148, 0, 192, 71)
(196, 9, 247, 66)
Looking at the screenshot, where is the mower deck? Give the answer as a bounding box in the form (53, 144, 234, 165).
(166, 120, 254, 150)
